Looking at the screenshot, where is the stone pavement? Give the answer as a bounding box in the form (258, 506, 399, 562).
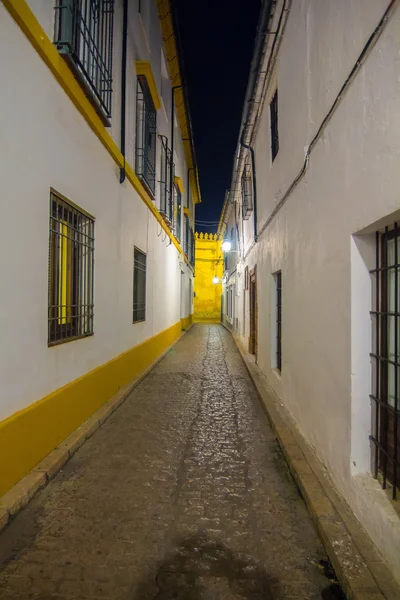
(0, 325, 345, 599)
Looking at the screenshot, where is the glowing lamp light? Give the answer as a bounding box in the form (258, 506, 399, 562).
(212, 276, 219, 285)
(221, 239, 231, 252)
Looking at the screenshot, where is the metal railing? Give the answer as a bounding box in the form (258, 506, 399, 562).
(370, 224, 400, 499)
(175, 186, 182, 243)
(54, 0, 114, 120)
(136, 76, 157, 196)
(241, 163, 253, 220)
(133, 247, 146, 323)
(158, 136, 174, 223)
(48, 191, 95, 345)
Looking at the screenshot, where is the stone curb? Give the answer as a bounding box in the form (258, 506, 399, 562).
(232, 333, 399, 600)
(0, 325, 192, 534)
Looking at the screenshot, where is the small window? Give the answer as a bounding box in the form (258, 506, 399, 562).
(54, 0, 114, 121)
(158, 135, 173, 222)
(370, 225, 400, 498)
(270, 89, 279, 162)
(133, 248, 147, 323)
(275, 271, 282, 371)
(174, 185, 182, 242)
(183, 213, 190, 256)
(242, 163, 253, 219)
(48, 191, 94, 345)
(136, 76, 157, 196)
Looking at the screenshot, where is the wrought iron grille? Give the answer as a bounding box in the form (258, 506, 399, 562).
(189, 227, 195, 267)
(270, 89, 279, 162)
(275, 270, 282, 371)
(183, 214, 189, 256)
(370, 224, 400, 499)
(175, 185, 182, 242)
(48, 191, 94, 345)
(158, 136, 174, 222)
(54, 0, 114, 120)
(136, 76, 157, 196)
(242, 163, 253, 220)
(133, 247, 147, 323)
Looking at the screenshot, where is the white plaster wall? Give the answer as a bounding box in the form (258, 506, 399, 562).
(0, 2, 193, 422)
(226, 0, 400, 577)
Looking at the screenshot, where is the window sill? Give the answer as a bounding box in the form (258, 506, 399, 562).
(48, 332, 94, 347)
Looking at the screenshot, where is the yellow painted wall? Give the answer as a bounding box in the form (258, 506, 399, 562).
(194, 233, 223, 322)
(0, 322, 182, 497)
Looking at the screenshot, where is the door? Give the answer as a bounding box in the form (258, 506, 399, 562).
(249, 266, 257, 355)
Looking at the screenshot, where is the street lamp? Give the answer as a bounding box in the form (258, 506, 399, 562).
(221, 239, 231, 252)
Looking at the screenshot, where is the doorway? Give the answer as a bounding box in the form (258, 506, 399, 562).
(249, 266, 257, 355)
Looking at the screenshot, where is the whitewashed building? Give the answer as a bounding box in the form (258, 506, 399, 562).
(221, 0, 400, 578)
(0, 0, 199, 496)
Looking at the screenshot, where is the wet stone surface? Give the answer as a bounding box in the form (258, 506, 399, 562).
(0, 325, 344, 599)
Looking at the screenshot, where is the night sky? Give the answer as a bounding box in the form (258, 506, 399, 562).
(175, 0, 261, 232)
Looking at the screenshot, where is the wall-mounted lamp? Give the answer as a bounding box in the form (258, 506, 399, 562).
(212, 276, 220, 285)
(221, 239, 232, 252)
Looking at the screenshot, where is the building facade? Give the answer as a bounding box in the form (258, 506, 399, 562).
(221, 0, 400, 579)
(0, 0, 199, 496)
(193, 233, 223, 323)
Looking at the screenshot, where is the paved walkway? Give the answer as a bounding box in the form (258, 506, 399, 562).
(0, 325, 342, 599)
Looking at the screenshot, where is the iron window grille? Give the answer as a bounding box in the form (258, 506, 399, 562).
(48, 190, 94, 346)
(183, 214, 189, 256)
(54, 0, 114, 122)
(242, 163, 253, 220)
(174, 185, 182, 242)
(133, 247, 147, 323)
(158, 135, 174, 223)
(270, 89, 279, 162)
(275, 270, 282, 371)
(136, 76, 157, 196)
(189, 227, 195, 267)
(370, 224, 400, 499)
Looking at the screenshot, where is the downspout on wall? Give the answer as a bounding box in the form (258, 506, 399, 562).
(119, 0, 128, 184)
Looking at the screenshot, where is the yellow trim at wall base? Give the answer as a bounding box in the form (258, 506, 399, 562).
(0, 322, 182, 497)
(180, 315, 192, 330)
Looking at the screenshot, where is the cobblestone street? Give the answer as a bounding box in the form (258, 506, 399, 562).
(0, 325, 341, 599)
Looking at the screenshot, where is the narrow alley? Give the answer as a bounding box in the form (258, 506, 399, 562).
(0, 325, 339, 600)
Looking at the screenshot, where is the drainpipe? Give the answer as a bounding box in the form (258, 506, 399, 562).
(119, 0, 128, 184)
(240, 139, 258, 243)
(170, 85, 183, 215)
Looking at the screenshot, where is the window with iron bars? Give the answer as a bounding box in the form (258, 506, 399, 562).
(158, 135, 174, 223)
(370, 224, 400, 499)
(270, 89, 279, 162)
(48, 191, 94, 345)
(54, 0, 114, 122)
(241, 163, 253, 220)
(136, 76, 157, 196)
(183, 214, 190, 256)
(133, 247, 146, 323)
(189, 226, 195, 267)
(174, 185, 182, 243)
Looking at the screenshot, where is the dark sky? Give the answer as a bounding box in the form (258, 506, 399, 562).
(175, 0, 261, 232)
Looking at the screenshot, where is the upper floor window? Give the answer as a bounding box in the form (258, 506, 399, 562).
(241, 163, 253, 220)
(136, 76, 157, 196)
(54, 0, 115, 122)
(371, 224, 400, 499)
(158, 135, 173, 223)
(48, 190, 94, 345)
(270, 89, 279, 162)
(174, 179, 183, 243)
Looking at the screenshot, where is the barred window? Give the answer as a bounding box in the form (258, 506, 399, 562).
(270, 89, 279, 162)
(54, 0, 114, 121)
(133, 248, 147, 323)
(241, 163, 253, 220)
(371, 225, 400, 499)
(48, 191, 94, 345)
(136, 76, 157, 196)
(158, 135, 173, 223)
(174, 185, 182, 243)
(183, 213, 189, 256)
